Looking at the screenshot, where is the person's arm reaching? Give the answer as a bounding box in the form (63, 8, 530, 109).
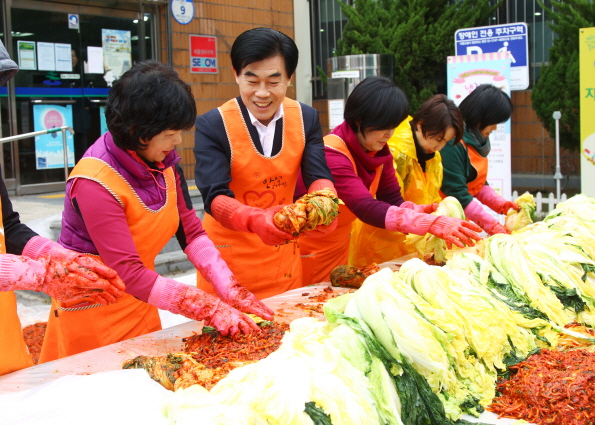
(0, 254, 121, 305)
(184, 235, 274, 320)
(385, 206, 482, 249)
(464, 199, 509, 235)
(148, 276, 260, 336)
(71, 178, 260, 336)
(475, 184, 520, 215)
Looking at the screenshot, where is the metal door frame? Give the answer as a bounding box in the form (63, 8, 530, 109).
(1, 0, 165, 195)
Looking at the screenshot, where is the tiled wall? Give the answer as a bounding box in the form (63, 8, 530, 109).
(160, 0, 296, 181)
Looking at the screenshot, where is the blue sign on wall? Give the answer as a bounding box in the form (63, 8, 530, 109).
(455, 23, 528, 90)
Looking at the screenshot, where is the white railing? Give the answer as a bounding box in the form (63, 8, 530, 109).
(512, 190, 568, 219)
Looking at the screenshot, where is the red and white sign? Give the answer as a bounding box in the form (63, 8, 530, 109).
(190, 34, 217, 74)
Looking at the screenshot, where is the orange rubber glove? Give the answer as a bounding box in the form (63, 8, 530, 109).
(211, 195, 295, 246)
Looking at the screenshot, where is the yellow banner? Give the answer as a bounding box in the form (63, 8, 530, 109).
(580, 27, 595, 196)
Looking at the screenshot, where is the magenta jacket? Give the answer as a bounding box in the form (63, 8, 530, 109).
(59, 132, 204, 302)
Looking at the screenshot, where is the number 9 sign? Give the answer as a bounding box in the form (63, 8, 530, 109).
(171, 0, 194, 25)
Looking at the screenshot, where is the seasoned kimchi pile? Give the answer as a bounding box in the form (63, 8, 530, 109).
(123, 321, 289, 391)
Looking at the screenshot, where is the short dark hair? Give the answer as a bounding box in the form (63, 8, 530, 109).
(458, 84, 512, 131)
(344, 76, 408, 135)
(105, 60, 196, 151)
(230, 27, 299, 77)
(411, 94, 464, 144)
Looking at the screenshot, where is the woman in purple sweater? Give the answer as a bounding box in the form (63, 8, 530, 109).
(39, 61, 273, 363)
(297, 77, 482, 285)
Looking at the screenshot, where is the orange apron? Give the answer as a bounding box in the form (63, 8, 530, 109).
(300, 134, 382, 285)
(439, 139, 489, 200)
(349, 128, 444, 267)
(464, 140, 489, 197)
(0, 203, 35, 375)
(39, 158, 178, 363)
(198, 98, 305, 300)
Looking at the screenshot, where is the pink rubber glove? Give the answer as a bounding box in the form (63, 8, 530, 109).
(427, 216, 483, 249)
(22, 236, 126, 301)
(0, 254, 122, 305)
(475, 185, 520, 215)
(185, 235, 274, 320)
(400, 201, 439, 214)
(464, 199, 510, 235)
(148, 276, 260, 336)
(301, 179, 339, 238)
(211, 195, 295, 246)
(385, 206, 481, 248)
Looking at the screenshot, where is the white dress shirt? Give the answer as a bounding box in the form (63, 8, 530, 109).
(246, 103, 284, 157)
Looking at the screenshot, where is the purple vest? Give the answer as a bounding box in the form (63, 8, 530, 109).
(59, 132, 180, 254)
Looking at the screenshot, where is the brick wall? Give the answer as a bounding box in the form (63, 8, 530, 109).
(510, 90, 579, 176)
(160, 0, 296, 180)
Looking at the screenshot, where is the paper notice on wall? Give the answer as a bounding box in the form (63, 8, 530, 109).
(55, 43, 72, 72)
(37, 42, 56, 71)
(101, 29, 132, 81)
(17, 41, 36, 70)
(87, 46, 104, 74)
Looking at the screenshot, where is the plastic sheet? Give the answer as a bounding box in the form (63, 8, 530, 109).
(0, 369, 169, 425)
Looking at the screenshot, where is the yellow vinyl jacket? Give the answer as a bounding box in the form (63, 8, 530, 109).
(348, 116, 444, 267)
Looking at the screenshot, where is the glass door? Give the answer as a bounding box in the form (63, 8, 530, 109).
(10, 2, 154, 190)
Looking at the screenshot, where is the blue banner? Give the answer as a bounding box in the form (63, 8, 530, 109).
(33, 104, 75, 169)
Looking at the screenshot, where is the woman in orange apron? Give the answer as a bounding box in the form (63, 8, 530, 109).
(194, 28, 338, 299)
(0, 40, 124, 376)
(439, 84, 520, 235)
(349, 95, 464, 268)
(296, 77, 482, 285)
(39, 61, 272, 363)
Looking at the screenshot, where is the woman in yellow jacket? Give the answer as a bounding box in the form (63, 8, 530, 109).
(349, 95, 463, 267)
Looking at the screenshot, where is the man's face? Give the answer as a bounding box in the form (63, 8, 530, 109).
(234, 55, 290, 126)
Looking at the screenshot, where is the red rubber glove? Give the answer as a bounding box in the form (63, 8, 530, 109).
(400, 201, 439, 214)
(464, 199, 510, 235)
(185, 235, 274, 320)
(475, 185, 520, 215)
(301, 179, 339, 238)
(0, 254, 122, 305)
(427, 216, 483, 249)
(22, 236, 126, 301)
(148, 276, 260, 336)
(385, 206, 481, 248)
(211, 195, 295, 246)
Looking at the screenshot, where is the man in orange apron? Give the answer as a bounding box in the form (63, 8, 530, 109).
(440, 84, 520, 235)
(0, 40, 124, 376)
(194, 28, 338, 299)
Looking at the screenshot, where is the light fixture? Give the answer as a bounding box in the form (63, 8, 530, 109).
(535, 12, 542, 16)
(11, 31, 35, 37)
(320, 28, 325, 32)
(133, 19, 139, 23)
